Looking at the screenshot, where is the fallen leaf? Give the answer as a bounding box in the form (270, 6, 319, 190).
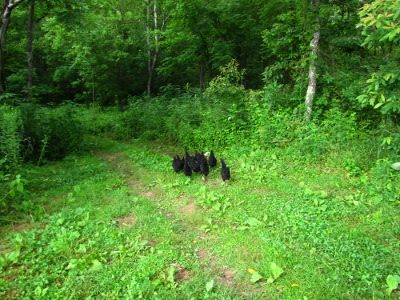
(291, 283, 299, 287)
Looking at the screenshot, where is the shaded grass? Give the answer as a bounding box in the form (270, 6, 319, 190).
(1, 136, 399, 299)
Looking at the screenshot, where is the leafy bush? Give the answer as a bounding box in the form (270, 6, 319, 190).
(121, 97, 171, 140)
(0, 104, 23, 169)
(20, 103, 84, 161)
(297, 108, 359, 158)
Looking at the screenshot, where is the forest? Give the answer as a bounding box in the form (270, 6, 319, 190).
(0, 0, 400, 298)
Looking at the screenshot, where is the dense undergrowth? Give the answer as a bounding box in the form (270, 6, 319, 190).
(1, 64, 400, 298)
(1, 77, 399, 221)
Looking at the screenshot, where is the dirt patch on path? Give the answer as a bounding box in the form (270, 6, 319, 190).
(116, 214, 137, 228)
(196, 247, 237, 287)
(94, 148, 245, 294)
(180, 202, 198, 216)
(94, 151, 133, 175)
(94, 150, 157, 199)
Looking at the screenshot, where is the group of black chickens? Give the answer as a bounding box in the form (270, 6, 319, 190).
(172, 150, 230, 184)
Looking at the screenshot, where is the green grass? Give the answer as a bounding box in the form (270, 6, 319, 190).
(1, 136, 399, 299)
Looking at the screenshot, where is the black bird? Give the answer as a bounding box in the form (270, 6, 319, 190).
(208, 150, 217, 168)
(172, 155, 184, 173)
(183, 156, 192, 177)
(190, 150, 200, 173)
(220, 159, 230, 186)
(199, 152, 209, 181)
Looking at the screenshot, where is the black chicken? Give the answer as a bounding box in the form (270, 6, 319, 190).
(190, 150, 200, 173)
(208, 150, 217, 168)
(199, 152, 209, 181)
(172, 155, 185, 173)
(220, 159, 230, 186)
(183, 156, 192, 177)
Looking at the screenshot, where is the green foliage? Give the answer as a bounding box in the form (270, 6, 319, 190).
(358, 0, 400, 50)
(206, 60, 246, 104)
(1, 134, 400, 299)
(0, 172, 28, 211)
(267, 262, 284, 284)
(298, 108, 358, 156)
(0, 104, 29, 215)
(0, 105, 23, 169)
(386, 274, 400, 296)
(357, 0, 400, 114)
(20, 104, 84, 161)
(0, 159, 30, 221)
(262, 4, 310, 85)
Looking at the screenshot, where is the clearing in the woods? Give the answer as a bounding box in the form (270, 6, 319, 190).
(0, 137, 399, 299)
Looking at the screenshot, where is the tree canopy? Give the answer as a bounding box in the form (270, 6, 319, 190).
(0, 0, 398, 120)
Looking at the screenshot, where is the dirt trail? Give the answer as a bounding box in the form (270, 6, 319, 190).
(93, 149, 241, 291)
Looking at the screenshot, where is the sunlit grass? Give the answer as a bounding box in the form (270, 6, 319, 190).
(1, 136, 399, 299)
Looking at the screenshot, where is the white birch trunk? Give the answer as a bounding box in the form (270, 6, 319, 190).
(304, 0, 320, 122)
(147, 0, 161, 96)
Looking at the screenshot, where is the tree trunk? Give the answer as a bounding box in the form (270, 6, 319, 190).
(26, 0, 35, 99)
(146, 0, 159, 96)
(146, 0, 166, 96)
(146, 0, 152, 95)
(304, 0, 320, 122)
(199, 59, 204, 89)
(0, 0, 25, 93)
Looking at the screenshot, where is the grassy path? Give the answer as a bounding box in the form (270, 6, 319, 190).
(1, 137, 399, 299)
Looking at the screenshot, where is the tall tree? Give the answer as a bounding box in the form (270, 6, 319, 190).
(146, 0, 167, 95)
(26, 0, 34, 99)
(0, 0, 25, 93)
(304, 0, 320, 122)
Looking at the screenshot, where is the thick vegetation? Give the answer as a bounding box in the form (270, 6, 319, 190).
(0, 0, 400, 298)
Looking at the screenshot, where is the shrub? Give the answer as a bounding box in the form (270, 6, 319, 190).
(0, 104, 23, 170)
(20, 103, 84, 161)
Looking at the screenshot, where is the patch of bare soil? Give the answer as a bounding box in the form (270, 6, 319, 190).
(143, 191, 156, 198)
(116, 214, 137, 228)
(197, 248, 213, 264)
(216, 269, 236, 286)
(0, 248, 13, 255)
(11, 222, 36, 233)
(180, 202, 198, 216)
(94, 151, 134, 175)
(171, 263, 192, 282)
(252, 187, 270, 193)
(95, 151, 157, 199)
(196, 247, 237, 287)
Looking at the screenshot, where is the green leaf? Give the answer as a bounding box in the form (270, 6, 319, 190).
(267, 276, 274, 284)
(270, 262, 284, 280)
(394, 9, 400, 20)
(390, 162, 400, 171)
(90, 259, 103, 271)
(34, 286, 42, 296)
(6, 249, 20, 263)
(319, 205, 328, 211)
(386, 275, 400, 295)
(167, 265, 175, 283)
(205, 279, 214, 292)
(246, 217, 263, 227)
(236, 226, 249, 231)
(16, 183, 24, 193)
(250, 272, 263, 283)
